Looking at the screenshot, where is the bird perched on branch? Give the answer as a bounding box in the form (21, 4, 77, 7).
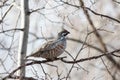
(26, 29, 70, 60)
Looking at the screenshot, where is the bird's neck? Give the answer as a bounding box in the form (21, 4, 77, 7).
(54, 36, 66, 44)
(54, 36, 66, 46)
(57, 36, 66, 40)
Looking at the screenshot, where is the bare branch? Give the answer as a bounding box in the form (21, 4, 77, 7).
(61, 49, 120, 63)
(0, 28, 24, 33)
(60, 0, 120, 23)
(2, 57, 66, 80)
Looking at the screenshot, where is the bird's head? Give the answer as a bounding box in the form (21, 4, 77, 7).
(58, 29, 70, 39)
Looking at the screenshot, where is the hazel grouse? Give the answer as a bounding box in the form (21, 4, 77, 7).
(26, 29, 70, 60)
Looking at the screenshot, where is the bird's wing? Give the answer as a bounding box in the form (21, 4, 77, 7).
(26, 41, 54, 58)
(40, 40, 57, 51)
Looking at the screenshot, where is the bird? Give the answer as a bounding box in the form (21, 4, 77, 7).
(26, 29, 70, 60)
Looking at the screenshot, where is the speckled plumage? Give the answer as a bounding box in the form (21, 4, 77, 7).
(26, 29, 70, 59)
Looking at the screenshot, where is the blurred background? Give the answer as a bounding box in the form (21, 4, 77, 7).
(0, 0, 120, 80)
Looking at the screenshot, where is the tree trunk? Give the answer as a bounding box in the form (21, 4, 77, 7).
(18, 0, 29, 80)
